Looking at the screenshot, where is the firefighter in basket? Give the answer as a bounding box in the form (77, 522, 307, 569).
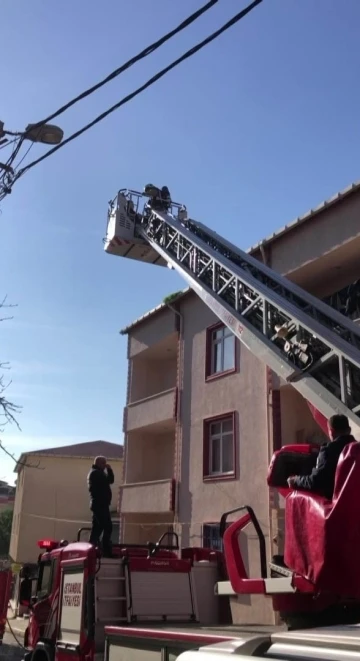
(143, 183, 172, 213)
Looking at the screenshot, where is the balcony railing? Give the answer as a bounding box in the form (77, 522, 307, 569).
(120, 478, 175, 514)
(125, 387, 177, 432)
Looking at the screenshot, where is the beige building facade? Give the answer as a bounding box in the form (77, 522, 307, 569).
(119, 181, 360, 625)
(10, 440, 123, 564)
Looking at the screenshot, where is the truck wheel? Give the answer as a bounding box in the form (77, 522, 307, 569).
(31, 643, 54, 661)
(22, 652, 33, 661)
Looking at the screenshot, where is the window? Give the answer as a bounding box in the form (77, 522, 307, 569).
(203, 413, 236, 480)
(203, 523, 223, 551)
(111, 519, 120, 544)
(206, 323, 236, 379)
(36, 562, 53, 600)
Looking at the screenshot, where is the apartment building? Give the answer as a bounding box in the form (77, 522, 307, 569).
(120, 181, 360, 625)
(10, 440, 123, 564)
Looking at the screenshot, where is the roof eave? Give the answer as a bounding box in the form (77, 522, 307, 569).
(120, 287, 190, 335)
(15, 451, 123, 472)
(247, 180, 360, 253)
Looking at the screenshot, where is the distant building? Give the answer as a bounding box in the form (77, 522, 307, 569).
(9, 440, 123, 563)
(0, 479, 15, 513)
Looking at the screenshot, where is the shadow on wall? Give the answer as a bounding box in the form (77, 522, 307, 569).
(177, 317, 192, 549)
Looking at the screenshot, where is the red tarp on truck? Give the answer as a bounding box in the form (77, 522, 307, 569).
(0, 566, 12, 644)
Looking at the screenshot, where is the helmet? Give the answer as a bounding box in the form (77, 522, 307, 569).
(144, 183, 160, 198)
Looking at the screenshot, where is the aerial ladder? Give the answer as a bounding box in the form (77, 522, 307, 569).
(104, 186, 360, 625)
(17, 186, 360, 661)
(104, 186, 360, 436)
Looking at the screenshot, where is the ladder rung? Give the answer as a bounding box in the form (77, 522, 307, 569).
(269, 562, 292, 578)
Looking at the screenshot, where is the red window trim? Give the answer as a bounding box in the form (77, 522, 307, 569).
(203, 411, 237, 482)
(205, 322, 238, 382)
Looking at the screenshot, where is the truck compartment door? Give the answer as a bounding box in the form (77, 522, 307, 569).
(56, 557, 92, 660)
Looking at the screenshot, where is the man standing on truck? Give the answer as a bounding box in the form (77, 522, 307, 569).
(88, 456, 114, 557)
(287, 414, 355, 499)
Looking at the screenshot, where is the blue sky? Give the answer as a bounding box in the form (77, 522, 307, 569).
(1, 0, 360, 483)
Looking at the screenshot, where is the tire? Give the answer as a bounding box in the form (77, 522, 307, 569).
(31, 642, 54, 661)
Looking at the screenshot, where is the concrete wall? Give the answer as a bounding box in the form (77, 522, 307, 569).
(250, 186, 360, 292)
(130, 355, 177, 402)
(121, 479, 174, 515)
(125, 431, 175, 483)
(10, 455, 123, 563)
(176, 294, 273, 624)
(127, 311, 177, 358)
(122, 512, 173, 545)
(126, 388, 177, 432)
(280, 386, 328, 447)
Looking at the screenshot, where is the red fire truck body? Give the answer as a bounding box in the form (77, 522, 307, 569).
(25, 534, 226, 661)
(21, 435, 360, 661)
(0, 562, 12, 644)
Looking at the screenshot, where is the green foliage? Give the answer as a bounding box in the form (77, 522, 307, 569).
(0, 508, 13, 557)
(163, 291, 183, 305)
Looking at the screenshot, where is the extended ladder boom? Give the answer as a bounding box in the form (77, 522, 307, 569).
(105, 190, 360, 436)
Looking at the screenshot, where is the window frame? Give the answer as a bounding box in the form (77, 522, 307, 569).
(36, 560, 54, 601)
(205, 322, 237, 381)
(203, 412, 236, 482)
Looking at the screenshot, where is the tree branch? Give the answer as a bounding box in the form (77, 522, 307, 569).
(0, 295, 43, 470)
(0, 375, 21, 430)
(0, 440, 42, 470)
(0, 294, 17, 322)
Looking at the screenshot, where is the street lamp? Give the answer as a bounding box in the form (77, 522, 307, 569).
(0, 120, 64, 189)
(24, 123, 64, 146)
(0, 120, 64, 146)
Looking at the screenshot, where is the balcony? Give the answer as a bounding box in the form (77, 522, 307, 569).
(125, 388, 177, 432)
(127, 318, 178, 359)
(120, 478, 175, 514)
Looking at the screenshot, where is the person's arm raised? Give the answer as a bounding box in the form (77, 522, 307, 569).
(106, 464, 115, 484)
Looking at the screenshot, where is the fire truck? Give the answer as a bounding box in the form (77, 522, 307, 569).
(0, 559, 12, 644)
(19, 441, 360, 661)
(20, 187, 360, 660)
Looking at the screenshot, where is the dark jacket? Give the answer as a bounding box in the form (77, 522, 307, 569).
(87, 465, 114, 509)
(293, 434, 355, 500)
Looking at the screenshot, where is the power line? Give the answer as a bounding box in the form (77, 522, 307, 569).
(0, 137, 24, 198)
(0, 0, 219, 199)
(0, 137, 18, 151)
(12, 141, 34, 171)
(24, 0, 219, 134)
(13, 0, 263, 187)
